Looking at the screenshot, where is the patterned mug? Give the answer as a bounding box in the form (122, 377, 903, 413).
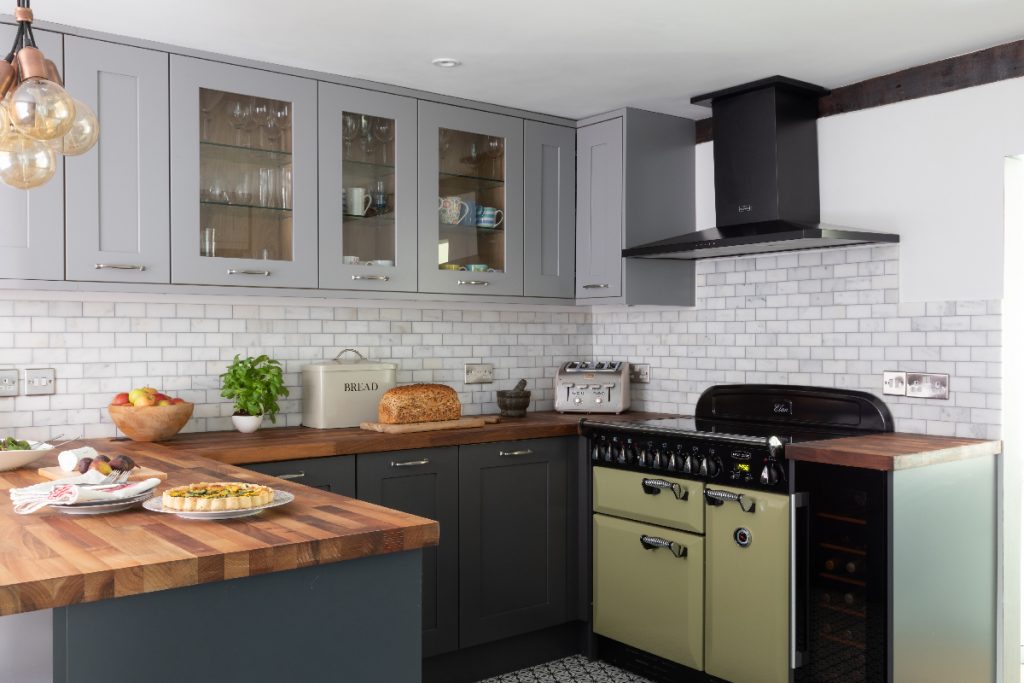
(438, 196, 470, 225)
(477, 206, 504, 229)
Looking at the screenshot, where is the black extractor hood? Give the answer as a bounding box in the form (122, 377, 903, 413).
(623, 76, 898, 260)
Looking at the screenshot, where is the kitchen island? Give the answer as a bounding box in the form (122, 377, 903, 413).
(0, 442, 438, 683)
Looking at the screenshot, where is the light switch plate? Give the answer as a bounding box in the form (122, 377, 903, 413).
(629, 363, 651, 384)
(464, 363, 494, 384)
(882, 371, 906, 396)
(25, 368, 55, 395)
(906, 372, 950, 400)
(0, 369, 18, 397)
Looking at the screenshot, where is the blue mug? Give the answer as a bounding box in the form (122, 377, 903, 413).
(460, 200, 478, 226)
(477, 206, 504, 229)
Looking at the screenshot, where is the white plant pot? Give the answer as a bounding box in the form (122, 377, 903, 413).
(232, 414, 264, 433)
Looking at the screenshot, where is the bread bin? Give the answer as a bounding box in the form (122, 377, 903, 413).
(302, 349, 397, 428)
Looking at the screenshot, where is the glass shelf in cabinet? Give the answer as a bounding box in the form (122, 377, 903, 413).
(342, 159, 396, 173)
(438, 171, 505, 193)
(200, 141, 292, 165)
(200, 200, 293, 214)
(438, 223, 504, 234)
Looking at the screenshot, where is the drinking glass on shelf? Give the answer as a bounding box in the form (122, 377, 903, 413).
(201, 226, 216, 257)
(465, 141, 481, 170)
(250, 98, 271, 149)
(373, 178, 387, 215)
(259, 167, 278, 208)
(232, 170, 253, 205)
(199, 89, 224, 142)
(273, 102, 291, 152)
(279, 166, 293, 210)
(264, 116, 281, 152)
(486, 138, 504, 178)
(373, 119, 394, 164)
(439, 129, 452, 162)
(227, 97, 253, 146)
(342, 113, 358, 160)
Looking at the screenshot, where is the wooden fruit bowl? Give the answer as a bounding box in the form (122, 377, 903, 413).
(108, 403, 194, 442)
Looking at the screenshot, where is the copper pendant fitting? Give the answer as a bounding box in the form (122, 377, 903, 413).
(13, 7, 33, 23)
(0, 60, 15, 100)
(16, 46, 48, 81)
(43, 59, 63, 86)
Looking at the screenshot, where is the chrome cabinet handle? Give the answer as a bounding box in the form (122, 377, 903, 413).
(457, 280, 489, 286)
(352, 275, 391, 282)
(94, 263, 146, 271)
(641, 478, 688, 501)
(391, 459, 430, 468)
(582, 283, 609, 289)
(705, 488, 756, 513)
(640, 534, 687, 558)
(499, 449, 533, 457)
(227, 269, 271, 276)
(277, 471, 305, 480)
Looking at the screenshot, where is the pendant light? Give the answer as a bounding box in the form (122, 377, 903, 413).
(0, 0, 99, 189)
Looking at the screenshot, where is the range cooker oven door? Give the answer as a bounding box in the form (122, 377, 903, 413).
(593, 513, 705, 670)
(592, 466, 704, 533)
(705, 485, 791, 683)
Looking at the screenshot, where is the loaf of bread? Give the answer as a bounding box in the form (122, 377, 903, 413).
(378, 384, 461, 424)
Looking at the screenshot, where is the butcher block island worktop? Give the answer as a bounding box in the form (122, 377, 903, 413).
(786, 432, 1002, 471)
(0, 443, 438, 617)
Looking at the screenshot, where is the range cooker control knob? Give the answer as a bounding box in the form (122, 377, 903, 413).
(682, 454, 695, 474)
(760, 460, 780, 486)
(698, 456, 708, 477)
(573, 397, 582, 405)
(701, 456, 721, 478)
(595, 397, 603, 405)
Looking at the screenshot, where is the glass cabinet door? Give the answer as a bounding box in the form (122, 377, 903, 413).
(318, 84, 417, 291)
(418, 102, 524, 296)
(170, 56, 318, 287)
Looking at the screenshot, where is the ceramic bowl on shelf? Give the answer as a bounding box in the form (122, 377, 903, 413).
(108, 403, 194, 442)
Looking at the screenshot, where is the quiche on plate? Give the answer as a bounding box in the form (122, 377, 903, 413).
(162, 482, 274, 512)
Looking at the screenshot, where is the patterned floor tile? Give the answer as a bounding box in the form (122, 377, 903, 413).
(477, 655, 654, 683)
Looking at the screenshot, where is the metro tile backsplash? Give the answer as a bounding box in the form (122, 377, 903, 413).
(0, 245, 1002, 441)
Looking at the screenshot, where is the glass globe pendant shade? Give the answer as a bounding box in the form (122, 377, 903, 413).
(9, 77, 76, 141)
(53, 98, 99, 156)
(0, 130, 57, 189)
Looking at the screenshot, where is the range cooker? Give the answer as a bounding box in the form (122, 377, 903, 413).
(583, 384, 894, 683)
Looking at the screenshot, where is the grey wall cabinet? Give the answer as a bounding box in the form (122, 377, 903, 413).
(318, 84, 419, 292)
(0, 27, 64, 281)
(417, 102, 525, 296)
(458, 438, 569, 648)
(524, 122, 576, 298)
(576, 109, 697, 305)
(64, 37, 170, 283)
(244, 455, 356, 498)
(170, 56, 319, 288)
(357, 447, 459, 657)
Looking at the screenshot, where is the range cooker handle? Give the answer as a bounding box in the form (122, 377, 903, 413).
(641, 478, 688, 501)
(705, 488, 756, 513)
(640, 534, 688, 558)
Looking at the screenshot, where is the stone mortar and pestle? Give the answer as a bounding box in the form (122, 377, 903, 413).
(496, 379, 531, 418)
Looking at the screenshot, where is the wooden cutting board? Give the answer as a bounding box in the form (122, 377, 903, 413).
(37, 465, 168, 482)
(360, 415, 500, 434)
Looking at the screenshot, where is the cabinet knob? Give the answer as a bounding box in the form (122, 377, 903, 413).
(227, 269, 271, 276)
(94, 263, 146, 271)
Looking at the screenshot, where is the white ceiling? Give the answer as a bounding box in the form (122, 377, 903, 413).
(37, 0, 1024, 120)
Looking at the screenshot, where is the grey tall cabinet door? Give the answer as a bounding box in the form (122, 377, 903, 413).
(575, 118, 623, 299)
(64, 37, 169, 283)
(170, 56, 318, 288)
(0, 27, 63, 281)
(524, 122, 575, 298)
(318, 83, 418, 292)
(357, 448, 459, 658)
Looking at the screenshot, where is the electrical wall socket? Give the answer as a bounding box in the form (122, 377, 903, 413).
(629, 363, 651, 384)
(906, 372, 950, 400)
(882, 371, 907, 396)
(464, 363, 494, 385)
(0, 369, 18, 397)
(25, 368, 55, 396)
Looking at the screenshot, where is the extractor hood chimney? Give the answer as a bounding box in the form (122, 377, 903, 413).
(623, 76, 898, 260)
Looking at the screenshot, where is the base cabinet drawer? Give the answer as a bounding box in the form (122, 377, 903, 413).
(244, 456, 355, 498)
(593, 513, 704, 669)
(593, 466, 704, 533)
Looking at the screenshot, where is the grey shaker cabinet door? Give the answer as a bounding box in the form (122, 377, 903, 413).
(417, 101, 524, 296)
(575, 118, 623, 299)
(244, 455, 355, 498)
(357, 448, 459, 657)
(318, 83, 418, 292)
(64, 37, 170, 283)
(0, 27, 63, 280)
(169, 56, 318, 288)
(458, 438, 569, 648)
(524, 122, 575, 298)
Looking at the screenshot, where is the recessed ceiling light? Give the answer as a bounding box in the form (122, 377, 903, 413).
(431, 57, 462, 68)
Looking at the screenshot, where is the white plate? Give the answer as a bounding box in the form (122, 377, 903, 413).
(142, 490, 294, 520)
(55, 490, 155, 515)
(0, 441, 54, 472)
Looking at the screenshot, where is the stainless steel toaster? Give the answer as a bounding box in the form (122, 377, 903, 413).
(554, 361, 631, 414)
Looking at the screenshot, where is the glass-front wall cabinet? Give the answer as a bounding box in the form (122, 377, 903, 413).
(170, 56, 318, 287)
(318, 84, 417, 291)
(418, 102, 523, 295)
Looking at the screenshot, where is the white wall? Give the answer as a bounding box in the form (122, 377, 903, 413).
(695, 76, 1024, 303)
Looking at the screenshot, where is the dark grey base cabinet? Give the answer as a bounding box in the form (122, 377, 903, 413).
(458, 438, 569, 649)
(243, 455, 355, 498)
(357, 447, 460, 657)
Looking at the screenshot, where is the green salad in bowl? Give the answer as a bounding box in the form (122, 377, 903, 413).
(0, 437, 52, 472)
(0, 437, 31, 451)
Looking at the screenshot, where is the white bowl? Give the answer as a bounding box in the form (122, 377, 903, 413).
(0, 441, 53, 472)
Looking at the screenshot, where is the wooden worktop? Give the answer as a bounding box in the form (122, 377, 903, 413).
(0, 443, 438, 617)
(786, 432, 1002, 471)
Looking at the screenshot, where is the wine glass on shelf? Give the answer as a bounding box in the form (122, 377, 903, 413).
(227, 97, 253, 147)
(273, 102, 291, 152)
(486, 137, 504, 179)
(250, 98, 270, 149)
(373, 119, 394, 164)
(199, 89, 224, 142)
(439, 128, 453, 171)
(342, 113, 358, 160)
(264, 116, 281, 152)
